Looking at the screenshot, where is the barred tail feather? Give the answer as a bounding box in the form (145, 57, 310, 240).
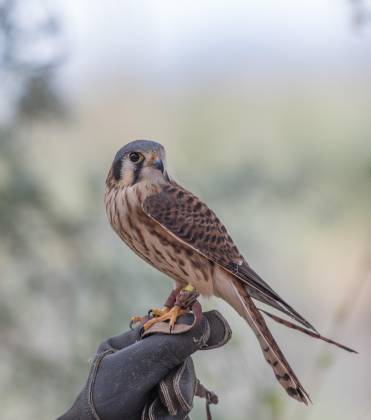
(229, 281, 311, 404)
(246, 286, 318, 333)
(237, 262, 318, 333)
(259, 309, 358, 354)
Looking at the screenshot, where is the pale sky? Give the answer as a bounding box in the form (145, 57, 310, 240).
(48, 0, 371, 93)
(2, 0, 370, 122)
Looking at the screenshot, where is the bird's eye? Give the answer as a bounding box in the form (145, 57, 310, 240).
(129, 152, 141, 163)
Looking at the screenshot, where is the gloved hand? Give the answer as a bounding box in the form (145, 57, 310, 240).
(57, 310, 231, 420)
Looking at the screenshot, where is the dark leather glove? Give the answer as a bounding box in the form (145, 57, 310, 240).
(57, 310, 231, 420)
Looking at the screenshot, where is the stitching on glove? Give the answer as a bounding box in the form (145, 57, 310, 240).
(88, 349, 115, 420)
(148, 398, 158, 420)
(159, 377, 177, 415)
(141, 402, 149, 420)
(173, 361, 193, 412)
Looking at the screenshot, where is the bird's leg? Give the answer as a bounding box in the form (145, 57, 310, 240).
(175, 284, 202, 325)
(143, 284, 200, 331)
(175, 284, 200, 309)
(130, 287, 182, 328)
(148, 287, 182, 317)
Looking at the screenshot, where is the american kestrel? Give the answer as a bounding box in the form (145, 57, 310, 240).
(105, 139, 355, 404)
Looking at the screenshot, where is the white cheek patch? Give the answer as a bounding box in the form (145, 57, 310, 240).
(120, 161, 135, 186)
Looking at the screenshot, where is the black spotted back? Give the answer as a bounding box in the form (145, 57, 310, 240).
(143, 183, 243, 267)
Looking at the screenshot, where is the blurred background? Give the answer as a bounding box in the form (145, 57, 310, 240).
(1, 1, 371, 419)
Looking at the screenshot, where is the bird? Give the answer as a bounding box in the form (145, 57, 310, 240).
(105, 139, 356, 405)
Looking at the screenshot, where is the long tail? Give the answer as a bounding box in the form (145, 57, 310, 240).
(221, 278, 311, 404)
(259, 309, 358, 353)
(232, 261, 318, 332)
(246, 285, 318, 332)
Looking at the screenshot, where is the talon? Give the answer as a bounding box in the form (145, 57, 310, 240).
(143, 305, 187, 331)
(169, 305, 182, 330)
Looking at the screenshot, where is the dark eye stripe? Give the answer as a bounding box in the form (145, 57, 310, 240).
(112, 158, 123, 180)
(132, 159, 144, 185)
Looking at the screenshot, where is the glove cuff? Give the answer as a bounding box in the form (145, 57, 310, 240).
(158, 358, 196, 415)
(142, 358, 196, 420)
(141, 310, 231, 352)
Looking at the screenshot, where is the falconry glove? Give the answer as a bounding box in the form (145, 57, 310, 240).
(57, 310, 231, 420)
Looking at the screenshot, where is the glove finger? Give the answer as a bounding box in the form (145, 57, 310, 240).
(201, 310, 232, 350)
(139, 313, 210, 362)
(97, 327, 142, 353)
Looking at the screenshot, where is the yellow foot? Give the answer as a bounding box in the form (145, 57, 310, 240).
(143, 305, 187, 331)
(130, 307, 169, 328)
(149, 306, 170, 317)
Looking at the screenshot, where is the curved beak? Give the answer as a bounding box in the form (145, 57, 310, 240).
(152, 159, 164, 174)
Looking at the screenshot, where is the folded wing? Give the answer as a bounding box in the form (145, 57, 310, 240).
(142, 183, 315, 331)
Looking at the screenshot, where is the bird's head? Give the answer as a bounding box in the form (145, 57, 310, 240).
(107, 140, 169, 187)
